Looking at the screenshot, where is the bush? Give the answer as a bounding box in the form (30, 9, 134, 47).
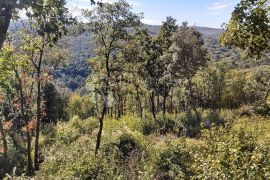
(67, 94, 95, 120)
(254, 101, 270, 117)
(177, 111, 201, 138)
(202, 110, 224, 128)
(155, 141, 191, 180)
(156, 114, 177, 135)
(192, 127, 270, 179)
(142, 118, 157, 135)
(236, 105, 254, 117)
(105, 132, 145, 160)
(40, 143, 116, 179)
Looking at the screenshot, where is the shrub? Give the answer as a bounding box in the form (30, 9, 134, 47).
(236, 105, 254, 117)
(155, 141, 191, 180)
(254, 101, 270, 117)
(202, 110, 224, 128)
(114, 132, 145, 159)
(67, 94, 95, 120)
(178, 111, 201, 137)
(156, 114, 177, 135)
(192, 127, 270, 179)
(142, 118, 157, 135)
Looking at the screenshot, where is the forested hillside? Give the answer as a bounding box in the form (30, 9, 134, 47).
(0, 0, 269, 179)
(54, 24, 269, 92)
(53, 26, 238, 92)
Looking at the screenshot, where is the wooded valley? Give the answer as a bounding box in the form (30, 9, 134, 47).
(0, 0, 270, 179)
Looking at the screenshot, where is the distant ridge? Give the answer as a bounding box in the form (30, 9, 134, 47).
(143, 24, 223, 36)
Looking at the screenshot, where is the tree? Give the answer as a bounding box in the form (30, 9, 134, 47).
(0, 38, 36, 175)
(0, 0, 27, 49)
(43, 83, 68, 123)
(154, 16, 178, 115)
(83, 0, 141, 154)
(21, 0, 72, 170)
(0, 0, 97, 50)
(220, 0, 270, 58)
(171, 22, 208, 137)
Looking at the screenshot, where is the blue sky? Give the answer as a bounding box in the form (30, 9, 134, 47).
(67, 0, 240, 28)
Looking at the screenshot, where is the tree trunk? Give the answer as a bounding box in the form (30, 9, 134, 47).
(136, 86, 143, 120)
(162, 95, 167, 116)
(0, 2, 15, 50)
(95, 102, 106, 155)
(15, 70, 33, 175)
(170, 88, 174, 113)
(187, 79, 200, 138)
(95, 51, 110, 154)
(264, 88, 270, 103)
(34, 45, 44, 170)
(34, 79, 41, 170)
(156, 95, 160, 113)
(150, 91, 156, 120)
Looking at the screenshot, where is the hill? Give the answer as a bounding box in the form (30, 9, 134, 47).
(54, 25, 240, 92)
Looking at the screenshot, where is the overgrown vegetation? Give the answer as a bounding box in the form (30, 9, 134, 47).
(0, 0, 269, 179)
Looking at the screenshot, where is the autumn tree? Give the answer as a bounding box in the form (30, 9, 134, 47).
(21, 0, 72, 170)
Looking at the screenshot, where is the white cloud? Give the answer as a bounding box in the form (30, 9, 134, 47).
(208, 2, 228, 10)
(101, 0, 140, 7)
(142, 18, 161, 25)
(67, 0, 140, 9)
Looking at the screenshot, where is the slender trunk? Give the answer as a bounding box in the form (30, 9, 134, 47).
(162, 95, 167, 116)
(117, 93, 121, 119)
(34, 79, 41, 170)
(170, 88, 173, 113)
(264, 88, 270, 103)
(15, 70, 33, 175)
(136, 86, 143, 120)
(156, 96, 160, 113)
(34, 45, 44, 170)
(187, 79, 200, 138)
(0, 120, 11, 175)
(150, 91, 156, 120)
(95, 102, 106, 155)
(95, 52, 110, 154)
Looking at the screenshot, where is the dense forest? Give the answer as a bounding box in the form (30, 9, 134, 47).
(0, 0, 270, 179)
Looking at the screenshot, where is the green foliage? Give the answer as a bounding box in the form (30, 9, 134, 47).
(43, 83, 69, 123)
(178, 111, 201, 137)
(142, 117, 158, 135)
(236, 105, 254, 117)
(220, 0, 270, 58)
(155, 140, 191, 180)
(202, 110, 225, 127)
(115, 132, 144, 158)
(192, 127, 270, 179)
(156, 114, 177, 135)
(67, 94, 95, 120)
(254, 101, 270, 117)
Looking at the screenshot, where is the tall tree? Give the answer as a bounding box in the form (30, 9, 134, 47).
(83, 0, 141, 154)
(171, 22, 208, 137)
(154, 16, 178, 115)
(22, 0, 72, 170)
(0, 0, 97, 50)
(220, 0, 270, 58)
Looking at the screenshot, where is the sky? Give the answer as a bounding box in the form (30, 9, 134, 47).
(66, 0, 240, 28)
